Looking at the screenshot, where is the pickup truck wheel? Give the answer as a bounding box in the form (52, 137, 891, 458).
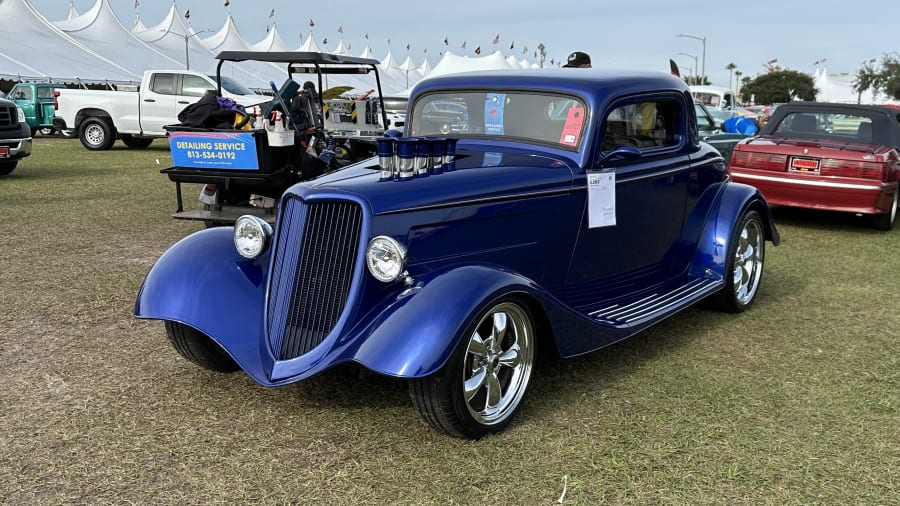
(0, 161, 17, 176)
(121, 135, 153, 148)
(39, 127, 55, 136)
(710, 210, 765, 313)
(871, 191, 897, 231)
(79, 117, 115, 150)
(164, 321, 239, 373)
(60, 129, 76, 139)
(409, 298, 536, 439)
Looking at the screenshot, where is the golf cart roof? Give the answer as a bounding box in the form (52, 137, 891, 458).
(215, 51, 381, 67)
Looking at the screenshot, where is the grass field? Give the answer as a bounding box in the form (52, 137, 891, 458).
(1, 137, 897, 505)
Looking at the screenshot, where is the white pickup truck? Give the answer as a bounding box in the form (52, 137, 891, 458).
(53, 69, 267, 150)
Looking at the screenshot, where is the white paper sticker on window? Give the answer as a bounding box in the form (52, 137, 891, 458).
(587, 171, 616, 228)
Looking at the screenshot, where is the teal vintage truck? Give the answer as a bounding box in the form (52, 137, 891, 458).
(6, 82, 69, 136)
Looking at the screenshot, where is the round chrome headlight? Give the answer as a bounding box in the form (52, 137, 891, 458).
(366, 236, 407, 282)
(233, 215, 272, 259)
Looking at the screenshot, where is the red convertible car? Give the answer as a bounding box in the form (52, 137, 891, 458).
(728, 102, 900, 230)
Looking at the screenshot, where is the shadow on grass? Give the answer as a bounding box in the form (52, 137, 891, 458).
(769, 205, 883, 234)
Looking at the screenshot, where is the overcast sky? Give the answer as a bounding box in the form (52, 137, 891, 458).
(31, 0, 899, 88)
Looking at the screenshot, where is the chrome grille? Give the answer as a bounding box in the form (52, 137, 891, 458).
(267, 197, 362, 360)
(0, 106, 15, 128)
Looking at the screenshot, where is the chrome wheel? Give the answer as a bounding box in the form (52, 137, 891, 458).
(410, 297, 537, 438)
(84, 124, 105, 146)
(732, 216, 764, 305)
(461, 302, 534, 425)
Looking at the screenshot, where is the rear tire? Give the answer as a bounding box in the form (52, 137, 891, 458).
(39, 127, 55, 136)
(0, 161, 17, 176)
(410, 297, 536, 439)
(121, 134, 154, 148)
(871, 191, 897, 231)
(164, 321, 239, 373)
(710, 210, 765, 313)
(79, 117, 115, 150)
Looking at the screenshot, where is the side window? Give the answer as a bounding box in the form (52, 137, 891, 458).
(182, 75, 214, 97)
(37, 87, 55, 99)
(12, 87, 31, 100)
(602, 99, 679, 152)
(150, 74, 177, 95)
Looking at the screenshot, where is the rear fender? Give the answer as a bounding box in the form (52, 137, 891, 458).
(350, 265, 541, 378)
(690, 182, 780, 279)
(134, 227, 271, 375)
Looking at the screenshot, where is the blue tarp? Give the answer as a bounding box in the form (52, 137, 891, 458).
(723, 116, 759, 135)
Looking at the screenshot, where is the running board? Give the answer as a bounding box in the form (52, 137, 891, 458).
(588, 277, 721, 327)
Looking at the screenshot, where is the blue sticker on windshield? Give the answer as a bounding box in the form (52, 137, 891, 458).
(484, 93, 505, 135)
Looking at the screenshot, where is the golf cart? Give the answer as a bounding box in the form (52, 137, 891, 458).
(162, 51, 392, 226)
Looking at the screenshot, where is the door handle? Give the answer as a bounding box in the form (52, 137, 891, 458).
(177, 101, 190, 104)
(144, 99, 156, 102)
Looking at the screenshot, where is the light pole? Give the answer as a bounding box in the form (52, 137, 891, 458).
(160, 29, 210, 70)
(676, 52, 698, 82)
(677, 33, 706, 83)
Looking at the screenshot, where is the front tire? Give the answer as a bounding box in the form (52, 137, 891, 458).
(79, 117, 115, 150)
(711, 209, 765, 312)
(0, 161, 17, 176)
(164, 321, 239, 373)
(410, 298, 536, 439)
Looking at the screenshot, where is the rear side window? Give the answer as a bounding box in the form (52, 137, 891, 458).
(150, 74, 177, 95)
(602, 100, 680, 152)
(37, 87, 55, 99)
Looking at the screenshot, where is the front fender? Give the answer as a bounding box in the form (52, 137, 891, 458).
(350, 265, 542, 378)
(134, 227, 271, 378)
(691, 182, 780, 279)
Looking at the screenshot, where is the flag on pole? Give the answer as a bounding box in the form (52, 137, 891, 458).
(309, 19, 315, 27)
(443, 36, 448, 45)
(269, 9, 275, 18)
(492, 34, 499, 45)
(338, 26, 343, 34)
(184, 10, 190, 19)
(522, 45, 528, 55)
(365, 33, 369, 39)
(510, 40, 514, 50)
(323, 37, 328, 45)
(669, 59, 680, 77)
(224, 0, 229, 6)
(387, 38, 391, 45)
(423, 47, 427, 54)
(461, 41, 466, 49)
(406, 44, 410, 51)
(475, 46, 481, 55)
(347, 42, 352, 50)
(134, 0, 139, 8)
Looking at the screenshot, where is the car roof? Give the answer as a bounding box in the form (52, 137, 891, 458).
(760, 101, 900, 147)
(410, 69, 690, 107)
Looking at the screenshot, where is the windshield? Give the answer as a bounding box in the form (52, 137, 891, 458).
(694, 92, 722, 108)
(409, 91, 588, 150)
(211, 75, 258, 96)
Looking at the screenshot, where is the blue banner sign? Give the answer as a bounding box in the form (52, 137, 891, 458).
(169, 131, 259, 170)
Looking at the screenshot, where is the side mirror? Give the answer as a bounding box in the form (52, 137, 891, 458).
(597, 145, 641, 167)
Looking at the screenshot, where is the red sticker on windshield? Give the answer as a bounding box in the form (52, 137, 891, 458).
(559, 107, 585, 146)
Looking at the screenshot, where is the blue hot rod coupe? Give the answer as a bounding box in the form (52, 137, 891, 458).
(135, 69, 780, 439)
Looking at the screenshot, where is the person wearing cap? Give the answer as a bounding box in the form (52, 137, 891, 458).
(563, 51, 591, 68)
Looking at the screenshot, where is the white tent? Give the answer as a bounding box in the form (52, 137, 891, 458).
(425, 50, 518, 81)
(0, 0, 139, 83)
(54, 0, 183, 77)
(249, 24, 291, 52)
(296, 34, 321, 52)
(813, 67, 887, 104)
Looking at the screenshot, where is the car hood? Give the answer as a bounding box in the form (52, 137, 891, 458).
(291, 145, 577, 214)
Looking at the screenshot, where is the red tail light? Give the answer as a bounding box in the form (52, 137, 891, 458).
(820, 159, 885, 180)
(731, 151, 787, 171)
(53, 90, 60, 111)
